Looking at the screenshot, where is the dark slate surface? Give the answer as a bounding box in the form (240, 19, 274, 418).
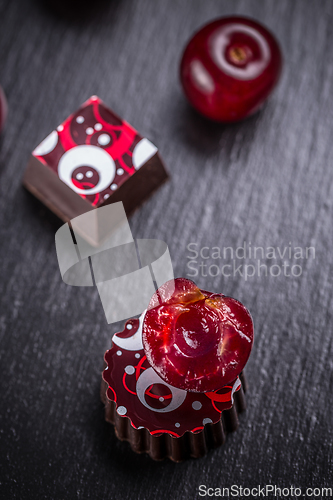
(0, 0, 332, 498)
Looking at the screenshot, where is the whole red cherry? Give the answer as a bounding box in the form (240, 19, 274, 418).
(0, 86, 8, 133)
(142, 278, 254, 393)
(180, 16, 282, 122)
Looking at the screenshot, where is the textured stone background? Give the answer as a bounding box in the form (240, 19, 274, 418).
(0, 0, 332, 498)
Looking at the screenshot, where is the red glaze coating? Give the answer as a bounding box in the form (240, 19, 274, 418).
(0, 86, 8, 132)
(180, 16, 282, 122)
(103, 314, 242, 437)
(31, 96, 158, 207)
(142, 278, 254, 393)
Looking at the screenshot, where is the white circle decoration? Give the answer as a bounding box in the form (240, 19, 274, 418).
(104, 194, 110, 200)
(76, 116, 84, 124)
(175, 422, 180, 428)
(159, 397, 164, 402)
(86, 170, 93, 178)
(125, 365, 135, 375)
(112, 311, 146, 351)
(136, 367, 187, 413)
(231, 378, 242, 404)
(94, 123, 102, 131)
(76, 173, 84, 180)
(86, 127, 94, 135)
(33, 130, 58, 156)
(117, 168, 124, 176)
(135, 353, 140, 359)
(116, 350, 122, 356)
(98, 133, 111, 146)
(192, 401, 202, 410)
(133, 138, 158, 170)
(58, 145, 116, 195)
(126, 324, 133, 330)
(57, 125, 64, 132)
(111, 184, 117, 191)
(203, 418, 213, 425)
(117, 406, 127, 416)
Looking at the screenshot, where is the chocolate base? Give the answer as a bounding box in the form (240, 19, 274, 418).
(101, 372, 247, 462)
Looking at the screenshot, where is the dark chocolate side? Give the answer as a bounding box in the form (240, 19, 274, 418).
(101, 373, 247, 462)
(102, 152, 168, 216)
(23, 152, 168, 244)
(23, 155, 94, 222)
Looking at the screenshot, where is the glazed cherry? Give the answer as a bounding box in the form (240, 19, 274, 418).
(0, 86, 7, 133)
(180, 16, 282, 122)
(142, 278, 254, 393)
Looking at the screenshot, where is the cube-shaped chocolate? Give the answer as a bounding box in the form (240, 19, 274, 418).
(23, 96, 168, 222)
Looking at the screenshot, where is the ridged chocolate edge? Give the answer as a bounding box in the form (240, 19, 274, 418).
(101, 372, 247, 462)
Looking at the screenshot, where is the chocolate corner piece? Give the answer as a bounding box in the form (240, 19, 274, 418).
(23, 155, 93, 222)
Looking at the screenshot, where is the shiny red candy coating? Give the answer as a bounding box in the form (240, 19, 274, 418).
(142, 278, 254, 393)
(180, 16, 282, 122)
(32, 96, 151, 207)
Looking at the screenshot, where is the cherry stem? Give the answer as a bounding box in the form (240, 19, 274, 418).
(228, 46, 248, 64)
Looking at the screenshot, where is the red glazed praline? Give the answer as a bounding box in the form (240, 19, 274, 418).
(23, 96, 168, 228)
(102, 278, 254, 461)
